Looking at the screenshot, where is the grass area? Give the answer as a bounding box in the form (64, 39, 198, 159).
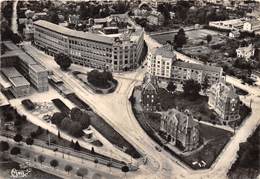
(65, 93, 141, 158)
(73, 72, 118, 94)
(131, 87, 232, 169)
(87, 111, 141, 159)
(228, 126, 260, 179)
(158, 88, 218, 124)
(180, 130, 231, 169)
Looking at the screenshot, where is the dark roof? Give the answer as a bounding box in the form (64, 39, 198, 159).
(173, 61, 222, 73)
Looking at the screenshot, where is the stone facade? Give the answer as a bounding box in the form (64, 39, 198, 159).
(208, 81, 240, 125)
(160, 109, 200, 152)
(141, 75, 161, 112)
(147, 45, 223, 87)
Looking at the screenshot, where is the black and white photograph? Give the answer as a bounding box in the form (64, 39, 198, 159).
(0, 0, 260, 178)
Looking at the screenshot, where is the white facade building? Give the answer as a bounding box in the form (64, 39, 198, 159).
(236, 44, 255, 61)
(33, 20, 144, 72)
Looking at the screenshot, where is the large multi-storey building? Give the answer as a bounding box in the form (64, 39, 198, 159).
(208, 81, 241, 125)
(1, 41, 49, 93)
(160, 109, 200, 151)
(147, 46, 223, 86)
(33, 19, 144, 72)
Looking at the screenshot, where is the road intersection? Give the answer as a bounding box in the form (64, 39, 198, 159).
(22, 36, 260, 179)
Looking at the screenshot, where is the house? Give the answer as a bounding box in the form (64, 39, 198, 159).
(209, 19, 245, 30)
(229, 31, 240, 38)
(208, 81, 240, 125)
(147, 10, 164, 26)
(243, 20, 260, 33)
(68, 14, 80, 25)
(141, 75, 161, 112)
(236, 44, 255, 61)
(160, 109, 200, 152)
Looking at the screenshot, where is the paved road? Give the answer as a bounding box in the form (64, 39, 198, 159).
(0, 135, 120, 179)
(23, 40, 260, 179)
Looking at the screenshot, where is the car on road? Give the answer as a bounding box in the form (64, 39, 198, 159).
(155, 146, 161, 152)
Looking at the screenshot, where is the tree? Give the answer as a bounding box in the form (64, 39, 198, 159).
(74, 141, 81, 151)
(76, 168, 88, 179)
(202, 75, 209, 92)
(25, 137, 34, 147)
(48, 10, 59, 24)
(60, 117, 72, 130)
(51, 112, 66, 126)
(87, 70, 114, 88)
(94, 158, 99, 168)
(50, 159, 59, 169)
(107, 162, 112, 172)
(79, 112, 91, 129)
(70, 107, 83, 121)
(70, 140, 75, 148)
(157, 3, 170, 24)
(69, 121, 83, 137)
(206, 34, 212, 44)
(38, 155, 45, 165)
(0, 141, 9, 153)
(64, 165, 73, 174)
(167, 81, 176, 93)
(13, 134, 23, 143)
(54, 53, 72, 71)
(91, 147, 95, 154)
(121, 165, 129, 178)
(174, 28, 187, 49)
(183, 79, 201, 100)
(10, 147, 21, 155)
(58, 131, 61, 139)
(11, 33, 22, 44)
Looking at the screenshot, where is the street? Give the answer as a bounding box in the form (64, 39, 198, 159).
(22, 37, 260, 179)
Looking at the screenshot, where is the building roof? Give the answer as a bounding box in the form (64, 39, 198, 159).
(29, 64, 46, 72)
(34, 20, 114, 44)
(152, 45, 176, 59)
(142, 75, 158, 92)
(1, 67, 30, 87)
(173, 61, 222, 73)
(210, 81, 239, 100)
(94, 18, 107, 24)
(163, 108, 198, 129)
(2, 41, 47, 73)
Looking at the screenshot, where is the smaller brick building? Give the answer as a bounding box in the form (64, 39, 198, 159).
(160, 109, 200, 152)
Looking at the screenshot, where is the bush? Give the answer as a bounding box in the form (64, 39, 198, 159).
(87, 70, 113, 89)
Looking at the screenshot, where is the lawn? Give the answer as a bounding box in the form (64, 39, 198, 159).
(158, 88, 218, 124)
(87, 111, 141, 159)
(180, 130, 232, 169)
(151, 29, 224, 45)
